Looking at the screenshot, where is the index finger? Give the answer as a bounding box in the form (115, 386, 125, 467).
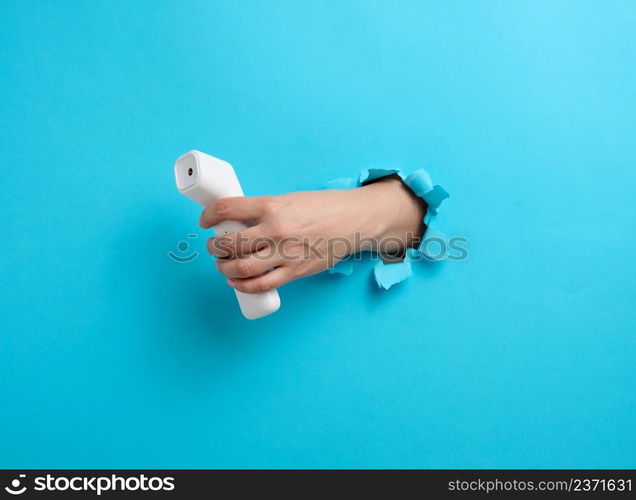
(207, 225, 269, 258)
(199, 196, 267, 229)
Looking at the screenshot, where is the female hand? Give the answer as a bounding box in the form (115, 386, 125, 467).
(199, 176, 427, 293)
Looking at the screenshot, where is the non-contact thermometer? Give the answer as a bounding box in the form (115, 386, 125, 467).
(174, 150, 281, 319)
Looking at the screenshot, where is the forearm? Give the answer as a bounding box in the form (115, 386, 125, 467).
(352, 175, 428, 256)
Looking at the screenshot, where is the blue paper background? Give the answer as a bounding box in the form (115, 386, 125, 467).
(1, 1, 635, 468)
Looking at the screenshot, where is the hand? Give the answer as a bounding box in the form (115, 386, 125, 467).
(198, 176, 427, 293)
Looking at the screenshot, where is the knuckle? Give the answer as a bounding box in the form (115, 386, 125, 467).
(261, 200, 282, 217)
(249, 237, 268, 254)
(234, 232, 251, 252)
(209, 236, 232, 257)
(235, 259, 251, 278)
(268, 222, 288, 240)
(215, 199, 232, 215)
(256, 278, 272, 292)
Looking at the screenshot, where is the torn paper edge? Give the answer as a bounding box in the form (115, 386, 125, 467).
(325, 167, 449, 289)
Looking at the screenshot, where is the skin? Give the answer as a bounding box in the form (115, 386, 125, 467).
(199, 176, 427, 293)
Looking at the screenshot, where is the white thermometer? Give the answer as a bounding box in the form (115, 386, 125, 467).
(174, 150, 281, 319)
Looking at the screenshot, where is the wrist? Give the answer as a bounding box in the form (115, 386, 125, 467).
(356, 175, 427, 255)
